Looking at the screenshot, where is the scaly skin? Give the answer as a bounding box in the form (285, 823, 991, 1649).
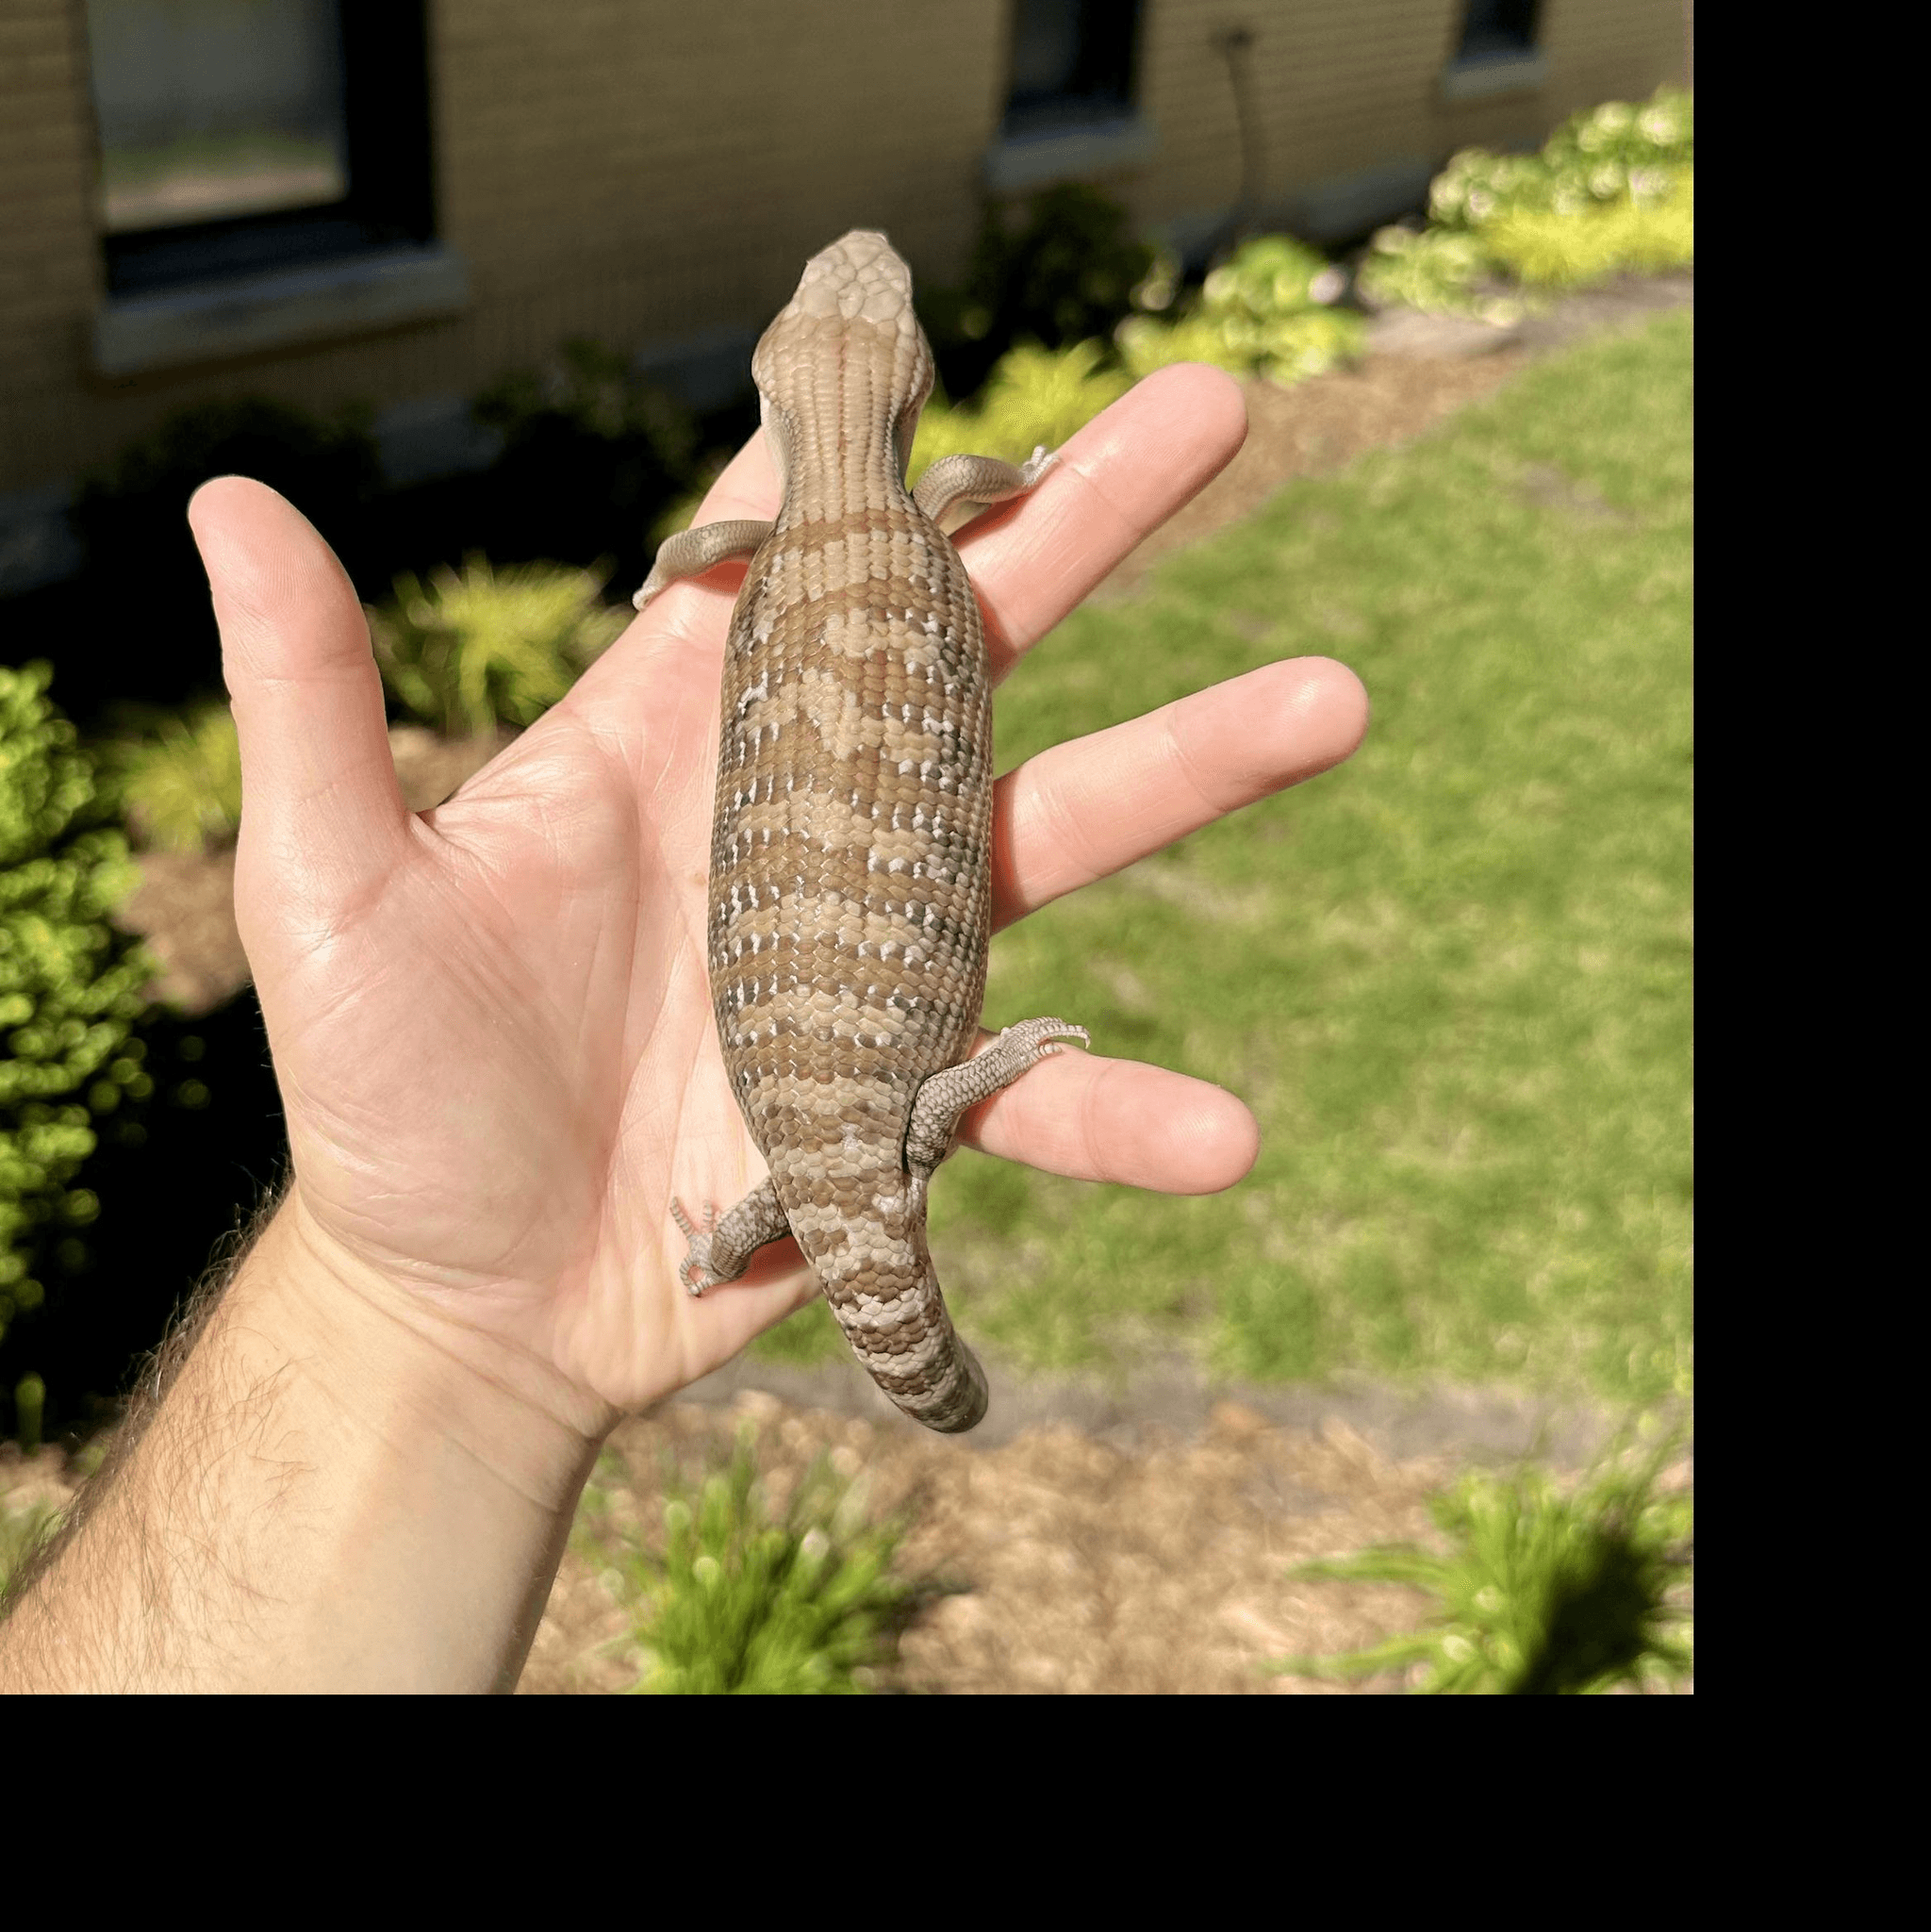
(655, 231, 1081, 1433)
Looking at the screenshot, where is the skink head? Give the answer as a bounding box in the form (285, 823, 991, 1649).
(784, 229, 916, 325)
(753, 229, 935, 486)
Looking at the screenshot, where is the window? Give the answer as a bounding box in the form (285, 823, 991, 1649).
(86, 0, 436, 297)
(1453, 0, 1543, 65)
(1002, 0, 1144, 139)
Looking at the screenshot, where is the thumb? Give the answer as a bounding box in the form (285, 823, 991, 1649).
(189, 476, 408, 920)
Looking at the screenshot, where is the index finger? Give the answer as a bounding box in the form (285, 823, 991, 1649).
(956, 363, 1248, 681)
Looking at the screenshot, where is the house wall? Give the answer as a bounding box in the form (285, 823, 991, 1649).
(0, 0, 1689, 511)
(1136, 1, 1687, 249)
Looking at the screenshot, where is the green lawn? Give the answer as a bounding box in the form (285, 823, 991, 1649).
(757, 310, 1692, 1408)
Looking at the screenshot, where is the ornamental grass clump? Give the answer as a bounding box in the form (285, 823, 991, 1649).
(1272, 1424, 1692, 1693)
(368, 555, 630, 739)
(908, 339, 1132, 487)
(1, 665, 154, 1344)
(599, 1431, 911, 1694)
(102, 701, 243, 854)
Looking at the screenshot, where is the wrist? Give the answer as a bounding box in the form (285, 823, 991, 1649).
(1, 1189, 612, 1693)
(254, 1190, 619, 1504)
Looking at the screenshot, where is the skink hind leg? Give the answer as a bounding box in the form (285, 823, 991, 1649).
(669, 1180, 792, 1296)
(633, 519, 774, 611)
(903, 1016, 1090, 1173)
(912, 445, 1058, 525)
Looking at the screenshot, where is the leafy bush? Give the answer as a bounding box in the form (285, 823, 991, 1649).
(1272, 1426, 1692, 1693)
(100, 702, 242, 855)
(1118, 233, 1364, 386)
(1432, 89, 1692, 229)
(909, 340, 1132, 486)
(68, 399, 384, 713)
(1, 666, 154, 1346)
(1360, 87, 1693, 318)
(1484, 173, 1695, 290)
(905, 233, 1362, 489)
(925, 184, 1157, 401)
(367, 556, 630, 737)
(1355, 226, 1524, 324)
(470, 339, 701, 578)
(595, 1431, 910, 1694)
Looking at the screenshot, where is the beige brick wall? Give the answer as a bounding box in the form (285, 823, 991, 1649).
(0, 1, 104, 487)
(1128, 0, 1688, 239)
(0, 0, 1688, 500)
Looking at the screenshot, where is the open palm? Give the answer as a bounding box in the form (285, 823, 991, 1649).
(190, 363, 1366, 1423)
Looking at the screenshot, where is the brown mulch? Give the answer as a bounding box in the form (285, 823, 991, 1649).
(5, 1395, 1688, 1694)
(520, 1391, 1461, 1695)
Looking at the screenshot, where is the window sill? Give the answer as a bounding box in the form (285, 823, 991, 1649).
(91, 242, 469, 377)
(1438, 51, 1548, 104)
(982, 114, 1158, 193)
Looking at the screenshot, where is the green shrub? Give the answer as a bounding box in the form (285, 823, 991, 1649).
(470, 339, 701, 581)
(905, 231, 1364, 489)
(68, 398, 383, 713)
(1356, 225, 1526, 324)
(100, 702, 242, 854)
(595, 1431, 911, 1694)
(12, 1371, 43, 1454)
(367, 555, 630, 737)
(925, 183, 1156, 399)
(1360, 86, 1693, 317)
(909, 339, 1133, 486)
(1118, 233, 1366, 386)
(0, 665, 154, 1346)
(1271, 1425, 1692, 1693)
(474, 337, 698, 462)
(1432, 89, 1692, 229)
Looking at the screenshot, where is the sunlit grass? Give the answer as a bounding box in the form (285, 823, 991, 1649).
(757, 312, 1692, 1407)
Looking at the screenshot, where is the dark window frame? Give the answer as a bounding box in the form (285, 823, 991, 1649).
(1453, 0, 1543, 65)
(1001, 0, 1146, 140)
(95, 1, 437, 299)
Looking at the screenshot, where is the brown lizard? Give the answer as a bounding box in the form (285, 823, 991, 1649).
(634, 230, 1085, 1433)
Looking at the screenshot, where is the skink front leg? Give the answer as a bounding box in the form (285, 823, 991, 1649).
(912, 445, 1058, 526)
(902, 1016, 1090, 1173)
(633, 519, 774, 611)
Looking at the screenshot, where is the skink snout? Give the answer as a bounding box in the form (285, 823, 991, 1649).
(788, 228, 916, 325)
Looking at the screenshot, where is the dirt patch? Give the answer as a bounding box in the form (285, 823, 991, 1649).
(518, 1390, 1467, 1695)
(6, 1394, 1688, 1695)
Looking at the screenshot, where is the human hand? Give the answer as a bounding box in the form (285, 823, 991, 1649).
(189, 363, 1366, 1431)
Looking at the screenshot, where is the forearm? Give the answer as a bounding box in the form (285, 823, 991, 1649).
(0, 1192, 606, 1693)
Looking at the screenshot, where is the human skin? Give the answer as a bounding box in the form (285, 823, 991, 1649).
(0, 364, 1368, 1692)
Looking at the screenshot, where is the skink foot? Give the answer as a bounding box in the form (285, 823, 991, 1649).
(669, 1195, 720, 1296)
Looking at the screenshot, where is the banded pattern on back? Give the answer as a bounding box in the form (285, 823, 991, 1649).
(708, 234, 993, 1430)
